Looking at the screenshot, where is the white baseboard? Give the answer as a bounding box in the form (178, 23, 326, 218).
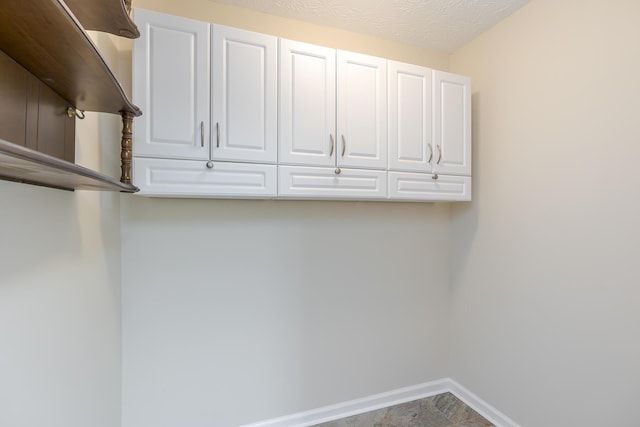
(239, 378, 519, 427)
(447, 379, 520, 427)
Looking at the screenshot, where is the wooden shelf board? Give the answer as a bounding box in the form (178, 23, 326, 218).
(65, 0, 140, 38)
(0, 139, 138, 192)
(0, 0, 141, 117)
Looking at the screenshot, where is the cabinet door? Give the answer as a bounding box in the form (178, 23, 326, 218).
(336, 50, 387, 169)
(134, 157, 277, 198)
(133, 9, 210, 160)
(212, 25, 277, 164)
(278, 165, 387, 200)
(388, 61, 432, 173)
(433, 70, 471, 176)
(279, 39, 336, 167)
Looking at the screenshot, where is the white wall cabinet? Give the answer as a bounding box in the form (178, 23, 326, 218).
(133, 9, 471, 201)
(279, 40, 387, 170)
(278, 40, 388, 199)
(387, 61, 471, 201)
(133, 9, 277, 197)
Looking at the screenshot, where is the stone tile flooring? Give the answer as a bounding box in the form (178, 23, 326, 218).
(312, 392, 494, 427)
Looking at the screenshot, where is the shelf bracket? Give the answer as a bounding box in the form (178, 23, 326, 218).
(120, 111, 134, 184)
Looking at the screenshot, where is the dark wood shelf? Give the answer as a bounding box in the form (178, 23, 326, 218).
(0, 0, 141, 117)
(0, 139, 138, 192)
(65, 0, 140, 39)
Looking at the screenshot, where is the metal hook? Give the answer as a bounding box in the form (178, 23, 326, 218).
(67, 107, 85, 120)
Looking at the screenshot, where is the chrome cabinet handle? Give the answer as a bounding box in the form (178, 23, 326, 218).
(341, 135, 346, 157)
(437, 144, 442, 165)
(200, 121, 204, 147)
(428, 144, 433, 163)
(329, 134, 335, 157)
(216, 122, 220, 148)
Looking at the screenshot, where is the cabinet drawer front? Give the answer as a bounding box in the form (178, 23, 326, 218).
(389, 171, 471, 201)
(279, 166, 387, 199)
(134, 158, 276, 198)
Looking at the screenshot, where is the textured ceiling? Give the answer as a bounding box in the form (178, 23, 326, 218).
(211, 0, 530, 53)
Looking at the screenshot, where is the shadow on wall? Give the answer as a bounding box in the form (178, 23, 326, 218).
(0, 106, 123, 288)
(0, 181, 82, 283)
(450, 92, 480, 288)
(120, 195, 454, 425)
(121, 196, 451, 225)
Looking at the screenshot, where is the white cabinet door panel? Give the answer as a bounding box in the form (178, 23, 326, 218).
(212, 25, 277, 163)
(279, 166, 387, 199)
(133, 9, 209, 160)
(134, 157, 276, 198)
(337, 50, 387, 169)
(389, 171, 471, 201)
(279, 39, 336, 167)
(433, 70, 471, 176)
(388, 61, 432, 172)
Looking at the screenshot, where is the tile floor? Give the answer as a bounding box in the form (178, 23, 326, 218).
(312, 392, 494, 427)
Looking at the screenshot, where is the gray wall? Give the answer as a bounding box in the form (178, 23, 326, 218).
(121, 199, 452, 426)
(0, 34, 124, 426)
